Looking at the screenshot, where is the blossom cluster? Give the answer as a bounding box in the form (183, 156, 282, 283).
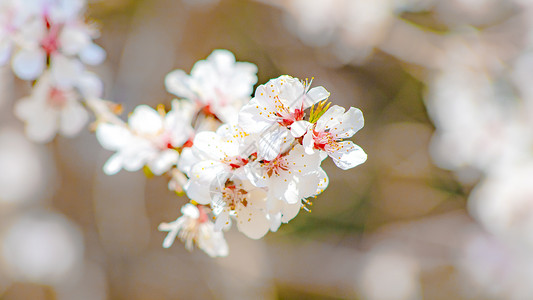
(2, 0, 105, 143)
(94, 50, 367, 256)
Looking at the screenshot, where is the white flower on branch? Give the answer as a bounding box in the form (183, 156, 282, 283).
(96, 100, 194, 175)
(291, 105, 367, 170)
(4, 0, 105, 80)
(13, 70, 97, 143)
(158, 203, 228, 257)
(238, 75, 329, 160)
(165, 49, 258, 123)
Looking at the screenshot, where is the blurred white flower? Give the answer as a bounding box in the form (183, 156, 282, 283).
(158, 203, 228, 257)
(1, 210, 84, 285)
(469, 163, 533, 249)
(357, 250, 421, 300)
(96, 100, 194, 175)
(0, 128, 46, 204)
(165, 49, 258, 123)
(14, 71, 90, 143)
(459, 230, 533, 300)
(7, 0, 104, 80)
(275, 0, 394, 61)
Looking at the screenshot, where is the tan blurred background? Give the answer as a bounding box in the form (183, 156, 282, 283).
(1, 0, 531, 299)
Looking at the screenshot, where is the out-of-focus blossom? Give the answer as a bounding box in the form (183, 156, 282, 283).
(1, 210, 84, 285)
(458, 230, 533, 300)
(0, 128, 46, 204)
(158, 203, 228, 257)
(469, 163, 533, 248)
(269, 0, 395, 62)
(14, 71, 96, 143)
(96, 100, 194, 175)
(357, 250, 422, 300)
(165, 49, 258, 123)
(2, 0, 105, 80)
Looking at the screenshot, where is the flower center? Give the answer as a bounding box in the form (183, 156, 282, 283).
(263, 157, 289, 177)
(223, 156, 249, 170)
(313, 130, 340, 151)
(47, 87, 68, 109)
(274, 96, 304, 127)
(41, 18, 61, 55)
(218, 183, 248, 211)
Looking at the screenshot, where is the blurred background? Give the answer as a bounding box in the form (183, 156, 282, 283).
(2, 0, 533, 299)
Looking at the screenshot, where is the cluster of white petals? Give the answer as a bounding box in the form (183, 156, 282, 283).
(94, 50, 367, 256)
(96, 101, 194, 176)
(2, 0, 105, 142)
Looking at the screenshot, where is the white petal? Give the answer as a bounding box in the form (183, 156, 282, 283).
(214, 211, 230, 231)
(102, 153, 124, 175)
(15, 96, 59, 143)
(191, 131, 226, 160)
(236, 207, 270, 239)
(95, 123, 132, 151)
(257, 125, 293, 161)
(165, 69, 196, 99)
(329, 141, 367, 170)
(25, 110, 59, 143)
(0, 40, 12, 66)
(59, 25, 91, 55)
(280, 200, 302, 223)
(331, 106, 364, 139)
(315, 105, 345, 132)
(207, 49, 236, 72)
(50, 55, 84, 88)
(159, 222, 180, 249)
(197, 223, 229, 257)
(59, 101, 89, 137)
(315, 168, 329, 196)
(128, 105, 164, 135)
(181, 203, 200, 218)
(290, 120, 311, 137)
(302, 130, 315, 154)
(238, 98, 273, 134)
(268, 211, 282, 232)
(79, 43, 106, 65)
(304, 86, 330, 108)
(147, 149, 179, 175)
(235, 189, 270, 239)
(282, 179, 300, 204)
(12, 49, 45, 80)
(186, 161, 229, 204)
(177, 147, 199, 175)
(184, 180, 213, 205)
(76, 72, 103, 98)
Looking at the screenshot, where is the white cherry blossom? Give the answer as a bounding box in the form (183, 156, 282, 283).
(183, 124, 252, 204)
(246, 144, 322, 206)
(14, 71, 94, 143)
(238, 75, 330, 160)
(210, 180, 271, 239)
(96, 100, 194, 175)
(291, 105, 367, 170)
(3, 0, 105, 80)
(158, 203, 228, 257)
(165, 49, 258, 123)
